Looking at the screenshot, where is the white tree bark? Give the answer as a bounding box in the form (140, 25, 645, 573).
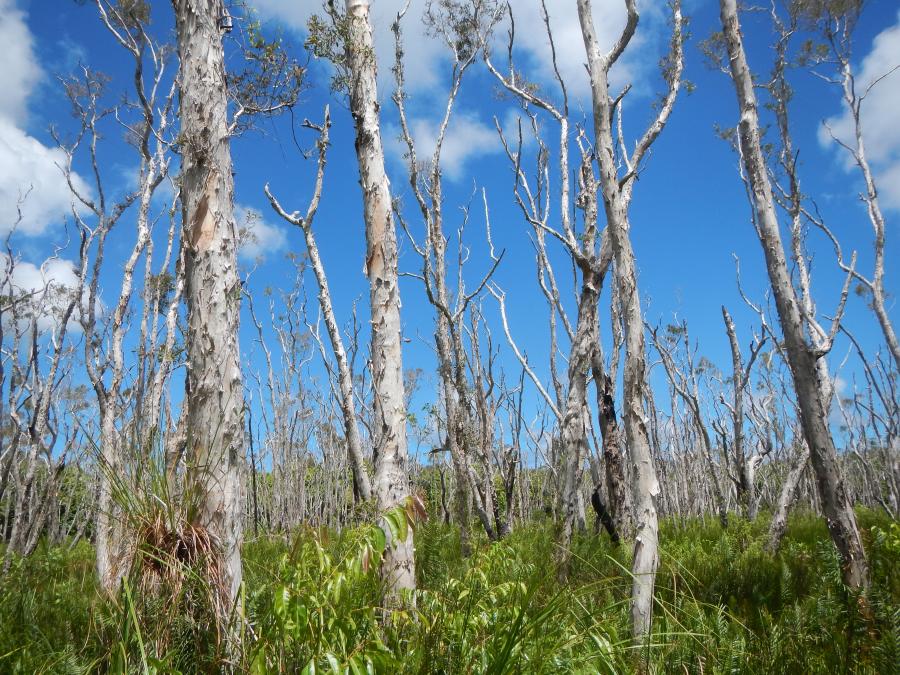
(577, 0, 683, 639)
(344, 0, 415, 596)
(718, 0, 868, 592)
(172, 0, 245, 608)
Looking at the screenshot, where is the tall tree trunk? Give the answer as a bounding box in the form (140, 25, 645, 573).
(576, 0, 683, 638)
(577, 0, 661, 637)
(344, 0, 415, 596)
(719, 0, 868, 591)
(615, 231, 659, 639)
(172, 0, 245, 608)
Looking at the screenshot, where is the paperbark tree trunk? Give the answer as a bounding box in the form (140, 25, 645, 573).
(577, 0, 665, 639)
(172, 0, 245, 608)
(718, 0, 869, 592)
(344, 0, 415, 595)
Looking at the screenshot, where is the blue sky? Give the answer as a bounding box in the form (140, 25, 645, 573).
(2, 0, 898, 458)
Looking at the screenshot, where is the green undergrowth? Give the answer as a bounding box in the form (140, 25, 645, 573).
(0, 509, 897, 673)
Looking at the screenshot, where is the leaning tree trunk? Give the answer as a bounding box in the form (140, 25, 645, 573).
(767, 443, 810, 553)
(172, 0, 245, 608)
(719, 0, 868, 591)
(344, 0, 415, 596)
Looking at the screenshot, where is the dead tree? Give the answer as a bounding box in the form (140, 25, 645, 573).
(651, 322, 729, 529)
(802, 2, 900, 372)
(484, 1, 624, 555)
(266, 107, 373, 504)
(0, 235, 83, 571)
(835, 328, 899, 517)
(392, 1, 504, 545)
(577, 0, 685, 638)
(717, 307, 767, 519)
(718, 0, 868, 592)
(76, 1, 177, 592)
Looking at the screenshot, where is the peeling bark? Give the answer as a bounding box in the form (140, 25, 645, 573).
(344, 0, 415, 596)
(172, 0, 245, 609)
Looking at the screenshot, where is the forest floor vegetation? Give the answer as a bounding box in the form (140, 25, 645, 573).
(0, 509, 897, 673)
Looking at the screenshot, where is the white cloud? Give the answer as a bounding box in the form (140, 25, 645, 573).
(0, 118, 89, 236)
(255, 1, 668, 188)
(385, 106, 540, 181)
(0, 252, 83, 333)
(0, 0, 41, 125)
(0, 0, 88, 237)
(251, 0, 665, 96)
(386, 109, 503, 181)
(252, 0, 445, 92)
(820, 11, 900, 210)
(498, 0, 663, 99)
(236, 204, 287, 260)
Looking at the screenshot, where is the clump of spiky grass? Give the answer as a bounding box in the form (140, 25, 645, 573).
(132, 507, 224, 600)
(98, 431, 234, 670)
(123, 504, 227, 669)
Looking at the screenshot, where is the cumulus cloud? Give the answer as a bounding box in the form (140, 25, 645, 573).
(0, 0, 41, 125)
(386, 110, 503, 181)
(385, 107, 539, 181)
(236, 204, 288, 261)
(0, 252, 83, 333)
(0, 118, 90, 236)
(495, 0, 662, 98)
(819, 12, 900, 210)
(255, 0, 668, 192)
(254, 1, 667, 186)
(251, 0, 665, 96)
(0, 0, 86, 237)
